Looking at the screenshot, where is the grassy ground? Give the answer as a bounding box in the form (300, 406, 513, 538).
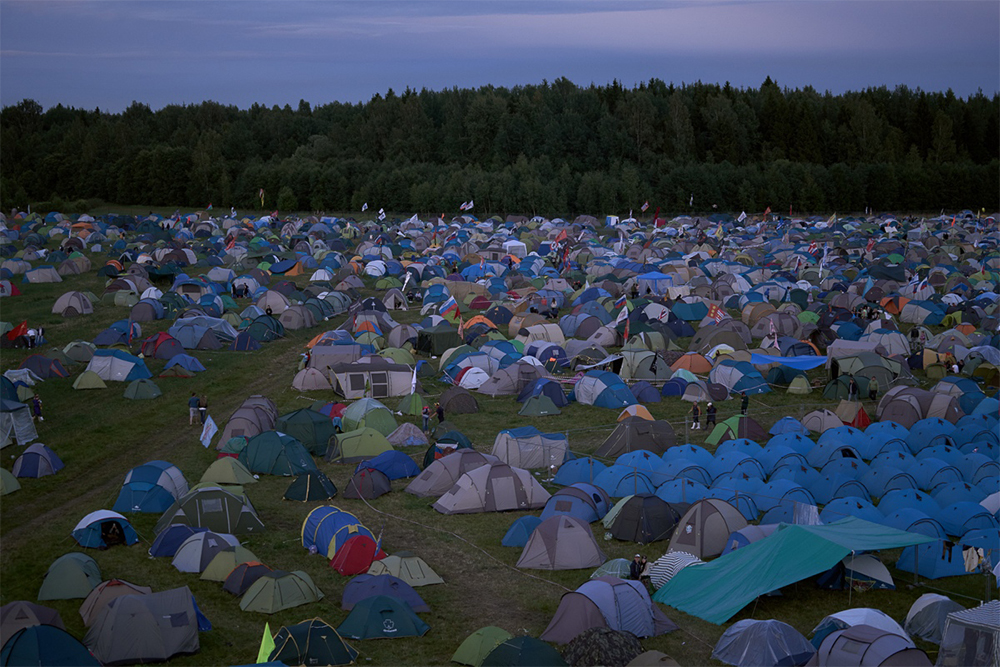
(0, 250, 989, 666)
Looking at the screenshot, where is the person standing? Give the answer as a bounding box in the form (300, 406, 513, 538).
(868, 376, 879, 402)
(740, 391, 749, 415)
(31, 394, 43, 422)
(848, 376, 859, 402)
(422, 405, 431, 432)
(691, 402, 701, 430)
(198, 395, 208, 424)
(188, 392, 199, 425)
(630, 554, 643, 580)
(706, 402, 717, 428)
(435, 402, 445, 425)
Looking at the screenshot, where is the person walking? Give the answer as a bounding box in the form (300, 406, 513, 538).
(868, 376, 879, 403)
(706, 402, 717, 428)
(31, 394, 43, 422)
(691, 402, 701, 430)
(435, 402, 445, 425)
(198, 395, 208, 424)
(188, 392, 200, 425)
(848, 376, 859, 402)
(740, 391, 749, 415)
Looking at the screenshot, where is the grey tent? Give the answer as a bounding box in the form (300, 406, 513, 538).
(37, 552, 101, 601)
(936, 600, 999, 667)
(432, 462, 550, 514)
(84, 586, 199, 665)
(712, 619, 815, 667)
(0, 601, 65, 645)
(405, 450, 498, 498)
(595, 418, 676, 458)
(1, 398, 37, 447)
(516, 515, 606, 570)
(154, 486, 264, 535)
(904, 594, 964, 645)
(668, 498, 748, 559)
(807, 625, 930, 666)
(171, 531, 240, 573)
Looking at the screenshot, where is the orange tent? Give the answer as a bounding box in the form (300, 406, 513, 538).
(671, 353, 713, 374)
(880, 295, 910, 315)
(618, 405, 653, 422)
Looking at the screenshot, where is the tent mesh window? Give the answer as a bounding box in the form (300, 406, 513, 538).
(200, 498, 223, 513)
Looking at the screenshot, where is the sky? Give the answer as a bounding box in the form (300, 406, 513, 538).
(1, 0, 997, 112)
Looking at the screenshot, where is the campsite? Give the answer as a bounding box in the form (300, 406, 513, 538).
(0, 207, 998, 667)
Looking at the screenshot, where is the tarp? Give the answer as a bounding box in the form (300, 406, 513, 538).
(653, 517, 935, 624)
(749, 353, 828, 370)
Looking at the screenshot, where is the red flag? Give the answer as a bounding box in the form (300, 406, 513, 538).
(951, 216, 955, 227)
(554, 230, 568, 244)
(623, 316, 630, 344)
(226, 236, 236, 251)
(7, 320, 27, 341)
(764, 206, 771, 218)
(866, 238, 875, 253)
(707, 304, 725, 323)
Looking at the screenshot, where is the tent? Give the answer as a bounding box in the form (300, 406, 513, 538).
(904, 594, 964, 645)
(37, 553, 101, 601)
(595, 418, 676, 458)
(12, 442, 64, 478)
(653, 518, 936, 624)
(240, 570, 324, 614)
(0, 601, 65, 645)
(85, 350, 151, 382)
(609, 495, 684, 544)
(275, 408, 339, 455)
(516, 515, 606, 570)
(1, 398, 38, 447)
(1, 625, 100, 667)
(239, 431, 318, 476)
(83, 586, 200, 665)
(325, 427, 393, 463)
(453, 626, 514, 667)
(343, 467, 392, 499)
(712, 619, 815, 667)
(491, 426, 568, 469)
(563, 627, 645, 667)
(433, 462, 550, 514)
(79, 580, 152, 627)
(171, 531, 241, 573)
(301, 506, 373, 559)
(223, 562, 272, 597)
(284, 470, 338, 501)
(341, 574, 426, 612)
(155, 486, 265, 535)
(336, 595, 429, 640)
(808, 624, 930, 666)
(71, 510, 139, 549)
(355, 449, 420, 480)
(540, 576, 676, 644)
(366, 552, 444, 587)
(668, 498, 748, 559)
(267, 618, 358, 666)
(936, 600, 999, 667)
(482, 636, 567, 666)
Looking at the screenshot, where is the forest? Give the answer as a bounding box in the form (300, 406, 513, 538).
(1, 77, 997, 216)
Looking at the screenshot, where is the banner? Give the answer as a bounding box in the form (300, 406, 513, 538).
(199, 415, 218, 449)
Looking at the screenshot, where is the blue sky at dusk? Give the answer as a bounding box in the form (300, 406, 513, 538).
(2, 0, 997, 111)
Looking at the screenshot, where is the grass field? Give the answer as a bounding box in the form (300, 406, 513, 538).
(0, 228, 991, 666)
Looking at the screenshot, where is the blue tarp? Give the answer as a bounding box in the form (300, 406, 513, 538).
(749, 354, 828, 370)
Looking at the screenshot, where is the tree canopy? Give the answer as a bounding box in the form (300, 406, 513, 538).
(2, 78, 997, 215)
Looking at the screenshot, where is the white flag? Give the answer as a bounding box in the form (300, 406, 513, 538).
(466, 199, 474, 210)
(410, 365, 418, 395)
(738, 211, 747, 223)
(689, 194, 694, 206)
(378, 208, 386, 221)
(362, 202, 368, 211)
(199, 415, 218, 448)
(641, 201, 649, 212)
(615, 305, 629, 326)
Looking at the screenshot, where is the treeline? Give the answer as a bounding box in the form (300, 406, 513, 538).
(2, 77, 997, 216)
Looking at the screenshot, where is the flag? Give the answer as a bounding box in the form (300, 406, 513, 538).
(951, 216, 956, 227)
(737, 211, 747, 223)
(624, 317, 630, 343)
(206, 203, 212, 211)
(641, 201, 649, 212)
(615, 305, 629, 327)
(807, 241, 818, 254)
(863, 276, 875, 295)
(866, 238, 875, 253)
(769, 317, 777, 336)
(714, 223, 724, 240)
(362, 202, 368, 211)
(440, 295, 459, 318)
(707, 304, 725, 323)
(6, 320, 27, 341)
(689, 194, 694, 206)
(378, 208, 386, 221)
(466, 199, 473, 210)
(615, 294, 626, 309)
(256, 623, 275, 664)
(410, 365, 418, 395)
(764, 206, 771, 218)
(458, 312, 465, 337)
(554, 229, 568, 244)
(199, 415, 218, 449)
(258, 188, 264, 207)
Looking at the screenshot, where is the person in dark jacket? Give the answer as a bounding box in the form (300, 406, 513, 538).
(435, 402, 445, 424)
(740, 391, 749, 415)
(630, 554, 643, 580)
(706, 402, 717, 427)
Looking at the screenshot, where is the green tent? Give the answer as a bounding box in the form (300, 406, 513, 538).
(453, 626, 514, 667)
(0, 625, 100, 666)
(481, 636, 567, 667)
(154, 486, 265, 535)
(1, 467, 20, 495)
(325, 428, 393, 464)
(704, 415, 768, 446)
(336, 595, 429, 640)
(268, 618, 357, 666)
(518, 395, 561, 416)
(37, 552, 101, 600)
(284, 471, 338, 502)
(275, 409, 338, 456)
(340, 398, 397, 435)
(123, 378, 161, 400)
(239, 431, 318, 477)
(396, 392, 427, 416)
(200, 457, 257, 487)
(652, 518, 935, 624)
(240, 570, 323, 614)
(200, 545, 259, 582)
(787, 376, 812, 394)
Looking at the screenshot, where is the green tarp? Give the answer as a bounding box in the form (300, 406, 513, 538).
(652, 518, 935, 624)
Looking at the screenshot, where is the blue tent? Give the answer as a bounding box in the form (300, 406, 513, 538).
(71, 510, 139, 548)
(539, 483, 610, 523)
(149, 525, 209, 557)
(655, 478, 709, 504)
(302, 506, 373, 559)
(502, 516, 543, 547)
(354, 450, 420, 480)
(552, 457, 606, 486)
(769, 416, 808, 435)
(934, 502, 998, 539)
(896, 541, 968, 578)
(663, 444, 713, 468)
(164, 354, 206, 372)
(342, 574, 429, 612)
(592, 466, 656, 497)
(0, 624, 100, 666)
(765, 433, 813, 456)
(656, 459, 712, 486)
